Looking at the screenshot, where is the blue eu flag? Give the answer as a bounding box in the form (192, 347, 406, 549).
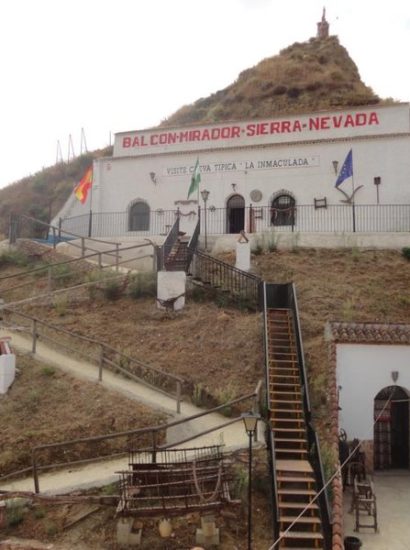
(335, 149, 353, 187)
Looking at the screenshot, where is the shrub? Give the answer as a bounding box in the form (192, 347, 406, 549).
(192, 383, 206, 407)
(0, 249, 30, 268)
(128, 272, 156, 299)
(44, 520, 58, 536)
(33, 507, 46, 519)
(287, 86, 301, 99)
(272, 84, 287, 96)
(53, 295, 68, 316)
(103, 279, 122, 301)
(41, 366, 56, 377)
(214, 383, 237, 417)
(6, 506, 25, 527)
(51, 263, 73, 288)
(232, 465, 248, 501)
(402, 247, 410, 261)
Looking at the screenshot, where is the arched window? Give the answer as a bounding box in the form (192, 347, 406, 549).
(128, 201, 150, 231)
(226, 194, 245, 234)
(271, 193, 296, 227)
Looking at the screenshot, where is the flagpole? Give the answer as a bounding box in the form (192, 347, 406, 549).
(351, 150, 356, 233)
(88, 164, 93, 238)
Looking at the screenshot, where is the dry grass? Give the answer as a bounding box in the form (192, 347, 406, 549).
(0, 355, 166, 477)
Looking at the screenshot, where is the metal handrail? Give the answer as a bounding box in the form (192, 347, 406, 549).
(262, 282, 280, 540)
(1, 308, 184, 411)
(15, 214, 121, 247)
(157, 213, 180, 270)
(0, 242, 153, 283)
(190, 249, 262, 309)
(186, 217, 200, 272)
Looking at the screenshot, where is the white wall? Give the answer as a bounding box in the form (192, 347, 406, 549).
(337, 344, 410, 440)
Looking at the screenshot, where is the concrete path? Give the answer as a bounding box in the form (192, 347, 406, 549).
(0, 329, 257, 494)
(343, 470, 410, 550)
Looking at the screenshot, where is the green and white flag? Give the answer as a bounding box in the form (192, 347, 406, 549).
(187, 158, 201, 198)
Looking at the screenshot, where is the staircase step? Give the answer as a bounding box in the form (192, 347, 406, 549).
(270, 408, 303, 414)
(270, 383, 301, 390)
(273, 430, 307, 440)
(275, 438, 307, 445)
(271, 424, 305, 429)
(278, 502, 319, 511)
(277, 475, 316, 484)
(279, 530, 323, 541)
(270, 389, 302, 395)
(276, 460, 313, 472)
(269, 371, 300, 377)
(271, 374, 300, 380)
(276, 449, 308, 456)
(278, 488, 316, 497)
(279, 516, 321, 524)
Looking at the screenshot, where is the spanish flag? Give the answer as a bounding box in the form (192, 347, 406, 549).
(74, 166, 93, 204)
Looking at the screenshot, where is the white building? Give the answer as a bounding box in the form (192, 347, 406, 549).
(55, 103, 410, 239)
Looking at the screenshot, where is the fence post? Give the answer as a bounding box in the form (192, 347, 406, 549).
(81, 237, 85, 258)
(32, 450, 40, 494)
(98, 252, 102, 269)
(52, 227, 56, 249)
(47, 266, 52, 298)
(58, 218, 62, 241)
(152, 431, 157, 463)
(115, 244, 120, 272)
(176, 381, 181, 414)
(99, 345, 104, 382)
(32, 320, 37, 354)
(8, 214, 15, 245)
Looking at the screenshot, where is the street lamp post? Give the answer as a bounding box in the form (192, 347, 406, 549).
(200, 189, 210, 250)
(241, 412, 260, 550)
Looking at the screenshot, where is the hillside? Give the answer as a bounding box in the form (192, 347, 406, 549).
(0, 34, 384, 234)
(0, 147, 112, 237)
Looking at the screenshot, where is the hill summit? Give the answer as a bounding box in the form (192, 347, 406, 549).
(162, 35, 380, 128)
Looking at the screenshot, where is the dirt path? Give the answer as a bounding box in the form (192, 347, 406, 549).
(0, 329, 259, 494)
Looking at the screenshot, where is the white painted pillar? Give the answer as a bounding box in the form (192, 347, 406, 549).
(235, 232, 251, 271)
(157, 271, 186, 311)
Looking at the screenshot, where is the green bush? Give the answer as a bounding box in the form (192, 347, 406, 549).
(128, 272, 157, 299)
(41, 366, 56, 377)
(6, 506, 25, 527)
(0, 249, 30, 268)
(214, 383, 237, 417)
(51, 263, 73, 287)
(103, 279, 122, 301)
(402, 247, 410, 261)
(192, 383, 206, 407)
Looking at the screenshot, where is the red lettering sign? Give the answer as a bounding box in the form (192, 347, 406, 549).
(121, 111, 381, 149)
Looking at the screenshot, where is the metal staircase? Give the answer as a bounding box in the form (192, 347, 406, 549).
(164, 236, 189, 271)
(264, 284, 331, 549)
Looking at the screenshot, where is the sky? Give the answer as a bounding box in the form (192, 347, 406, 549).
(0, 0, 409, 189)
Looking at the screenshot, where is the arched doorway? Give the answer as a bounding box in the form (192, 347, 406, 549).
(374, 385, 409, 470)
(271, 193, 296, 227)
(128, 200, 150, 231)
(226, 194, 245, 234)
